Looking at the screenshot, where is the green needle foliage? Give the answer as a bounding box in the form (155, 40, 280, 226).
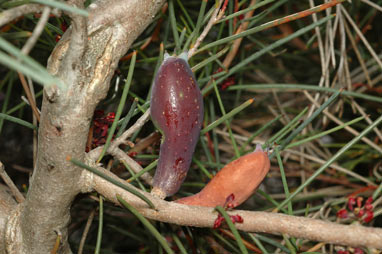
(2, 0, 382, 253)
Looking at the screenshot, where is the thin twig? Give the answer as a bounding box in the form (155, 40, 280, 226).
(285, 149, 376, 186)
(188, 0, 224, 59)
(0, 4, 43, 28)
(341, 5, 382, 77)
(352, 101, 382, 142)
(89, 166, 382, 249)
(360, 0, 382, 13)
(77, 209, 95, 254)
(0, 161, 25, 203)
(222, 0, 257, 69)
(110, 148, 153, 185)
(14, 5, 49, 124)
(17, 72, 41, 122)
(303, 90, 382, 154)
(306, 0, 329, 125)
(21, 6, 51, 55)
(343, 20, 372, 87)
(112, 109, 151, 148)
(27, 76, 38, 166)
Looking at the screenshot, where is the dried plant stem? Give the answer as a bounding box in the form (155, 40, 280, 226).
(360, 0, 382, 13)
(77, 209, 95, 254)
(89, 167, 382, 249)
(188, 0, 224, 58)
(111, 148, 153, 185)
(352, 101, 382, 142)
(21, 6, 51, 55)
(112, 109, 151, 148)
(222, 0, 257, 69)
(285, 149, 376, 186)
(344, 21, 372, 87)
(303, 91, 382, 154)
(17, 72, 40, 122)
(341, 5, 382, 77)
(0, 162, 25, 203)
(0, 4, 44, 27)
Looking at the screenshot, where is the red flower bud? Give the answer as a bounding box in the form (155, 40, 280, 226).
(336, 209, 348, 219)
(347, 196, 356, 211)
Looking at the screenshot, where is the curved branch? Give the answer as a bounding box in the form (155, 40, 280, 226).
(90, 167, 382, 249)
(14, 0, 166, 253)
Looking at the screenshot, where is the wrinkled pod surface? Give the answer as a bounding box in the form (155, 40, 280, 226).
(150, 53, 203, 198)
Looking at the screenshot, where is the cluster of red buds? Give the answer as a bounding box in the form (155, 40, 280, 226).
(213, 194, 244, 229)
(214, 68, 236, 91)
(336, 196, 374, 224)
(88, 110, 116, 151)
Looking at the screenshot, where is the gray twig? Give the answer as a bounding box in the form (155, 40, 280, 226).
(0, 161, 25, 203)
(90, 166, 382, 249)
(0, 4, 43, 28)
(77, 209, 95, 254)
(188, 0, 224, 59)
(21, 6, 51, 55)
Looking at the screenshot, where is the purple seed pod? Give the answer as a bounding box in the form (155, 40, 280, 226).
(150, 52, 204, 199)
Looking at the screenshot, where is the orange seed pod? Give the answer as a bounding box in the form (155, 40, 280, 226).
(176, 144, 270, 207)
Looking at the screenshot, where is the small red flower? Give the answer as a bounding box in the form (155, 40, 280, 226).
(221, 77, 236, 90)
(356, 197, 363, 208)
(365, 197, 373, 211)
(128, 152, 138, 157)
(355, 208, 365, 218)
(213, 214, 224, 229)
(60, 22, 68, 33)
(55, 35, 62, 42)
(365, 203, 373, 211)
(214, 194, 244, 229)
(230, 214, 243, 223)
(89, 110, 116, 150)
(336, 209, 348, 219)
(354, 248, 364, 254)
(106, 112, 115, 122)
(347, 196, 356, 211)
(363, 210, 374, 223)
(224, 193, 235, 208)
(213, 68, 236, 91)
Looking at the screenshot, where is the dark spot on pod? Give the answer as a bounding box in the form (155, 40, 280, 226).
(150, 54, 204, 197)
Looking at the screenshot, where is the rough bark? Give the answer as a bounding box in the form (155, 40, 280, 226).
(0, 185, 17, 254)
(3, 0, 165, 253)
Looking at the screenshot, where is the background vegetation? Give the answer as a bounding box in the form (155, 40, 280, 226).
(0, 0, 382, 253)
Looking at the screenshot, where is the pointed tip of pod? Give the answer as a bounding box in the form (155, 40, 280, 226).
(254, 144, 263, 152)
(164, 52, 171, 61)
(163, 51, 189, 64)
